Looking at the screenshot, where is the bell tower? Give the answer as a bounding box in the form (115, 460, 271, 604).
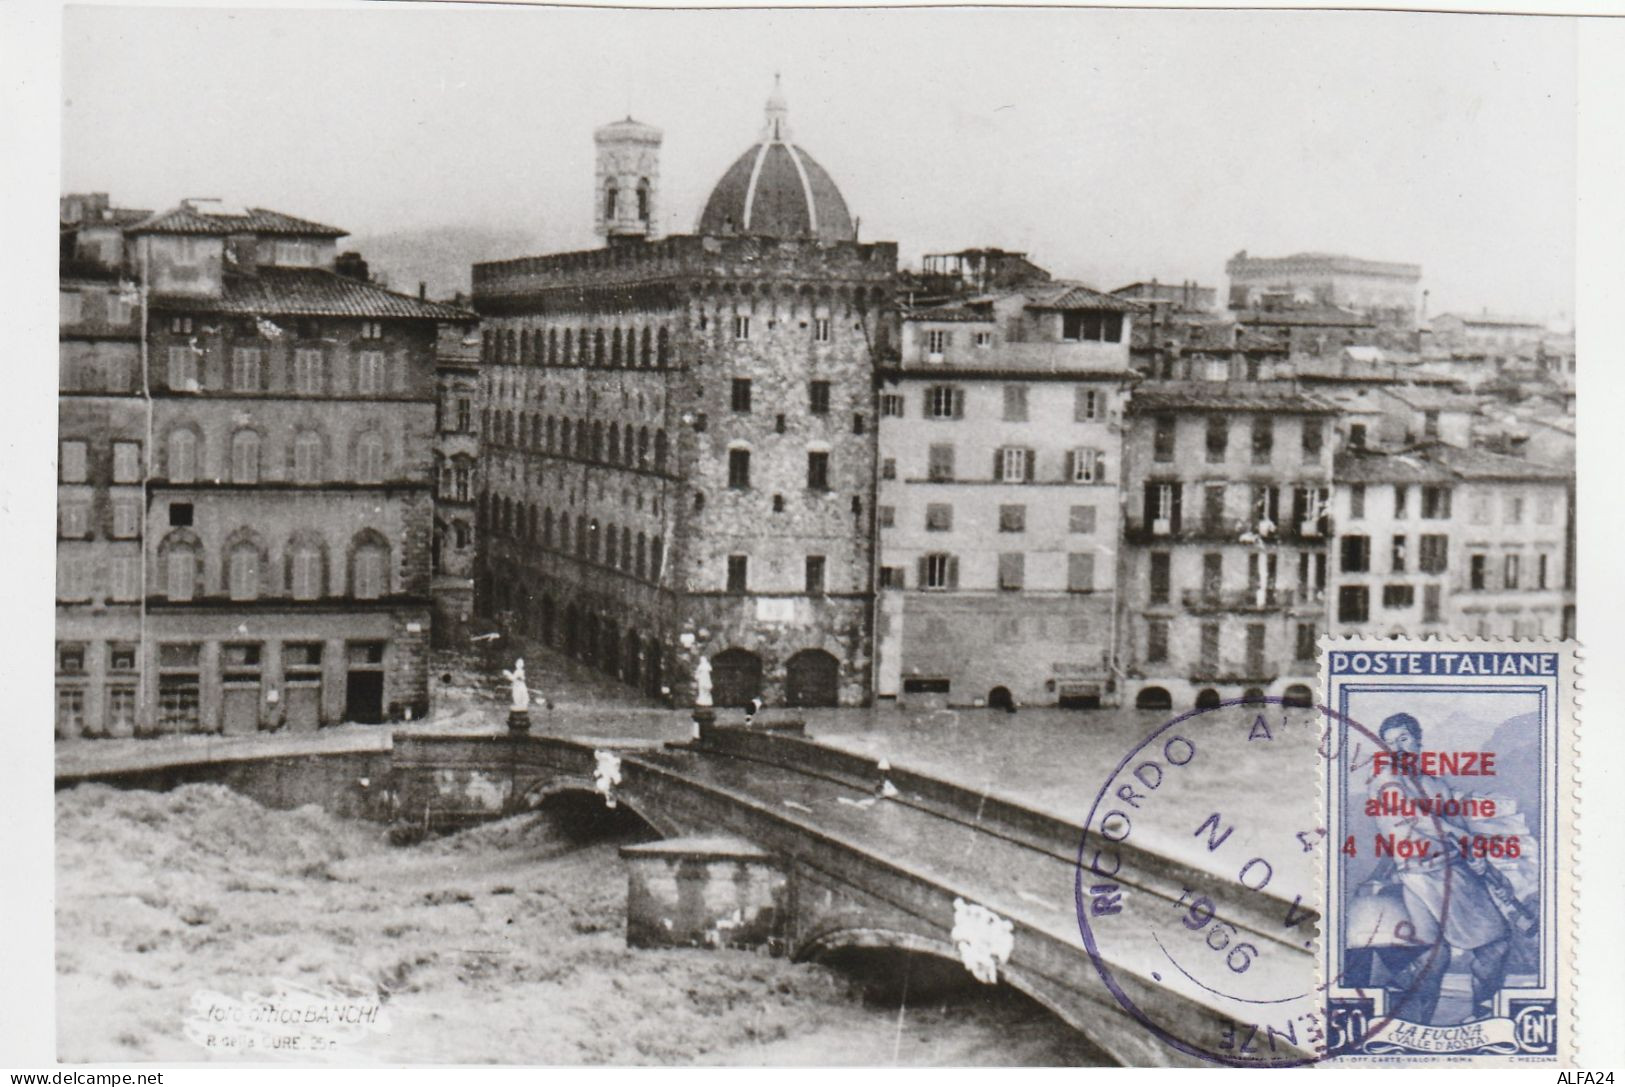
(594, 117, 663, 243)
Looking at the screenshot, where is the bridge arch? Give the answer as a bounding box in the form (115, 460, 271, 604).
(1135, 686, 1172, 711)
(513, 778, 682, 840)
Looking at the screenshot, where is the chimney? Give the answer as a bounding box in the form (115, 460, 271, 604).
(335, 251, 370, 282)
(419, 281, 427, 300)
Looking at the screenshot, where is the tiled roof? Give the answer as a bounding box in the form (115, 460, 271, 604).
(149, 267, 474, 321)
(1126, 381, 1338, 415)
(1023, 282, 1137, 313)
(1291, 359, 1459, 385)
(1424, 442, 1570, 482)
(903, 301, 995, 323)
(127, 205, 347, 237)
(1236, 306, 1374, 327)
(1378, 384, 1480, 411)
(1335, 443, 1569, 484)
(1333, 449, 1457, 484)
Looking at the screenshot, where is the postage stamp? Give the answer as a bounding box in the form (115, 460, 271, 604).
(1319, 637, 1577, 1064)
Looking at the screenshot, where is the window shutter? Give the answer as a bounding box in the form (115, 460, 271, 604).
(993, 451, 1004, 482)
(923, 391, 933, 419)
(1096, 452, 1107, 481)
(1065, 450, 1076, 481)
(947, 556, 959, 589)
(1144, 483, 1157, 525)
(1024, 449, 1035, 483)
(953, 389, 965, 419)
(1170, 484, 1183, 531)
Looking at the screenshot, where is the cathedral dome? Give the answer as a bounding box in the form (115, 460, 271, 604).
(697, 79, 856, 244)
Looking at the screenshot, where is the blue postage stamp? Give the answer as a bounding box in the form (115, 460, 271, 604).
(1319, 637, 1576, 1064)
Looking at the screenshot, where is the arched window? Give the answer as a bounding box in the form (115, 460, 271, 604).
(588, 518, 601, 562)
(575, 421, 588, 460)
(560, 418, 572, 457)
(651, 535, 663, 580)
(575, 514, 587, 558)
(623, 426, 635, 466)
(355, 431, 385, 483)
(164, 537, 198, 601)
(621, 526, 632, 572)
(228, 543, 260, 601)
(636, 178, 651, 222)
(654, 429, 668, 473)
(453, 460, 471, 501)
(593, 328, 606, 367)
(452, 520, 469, 549)
(168, 428, 197, 483)
(531, 415, 543, 448)
(656, 326, 670, 367)
(542, 507, 553, 548)
(605, 179, 618, 221)
(638, 427, 650, 468)
(352, 534, 389, 600)
(558, 514, 570, 554)
(546, 416, 557, 452)
(290, 540, 323, 600)
(608, 423, 620, 465)
(293, 430, 323, 484)
(591, 420, 604, 462)
(636, 532, 647, 580)
(548, 329, 558, 366)
(605, 523, 618, 568)
(640, 327, 652, 368)
(575, 328, 586, 364)
(611, 328, 623, 367)
(230, 429, 260, 484)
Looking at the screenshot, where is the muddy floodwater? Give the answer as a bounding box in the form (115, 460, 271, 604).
(56, 784, 1109, 1065)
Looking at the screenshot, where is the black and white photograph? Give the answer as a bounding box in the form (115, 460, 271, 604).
(13, 0, 1621, 1072)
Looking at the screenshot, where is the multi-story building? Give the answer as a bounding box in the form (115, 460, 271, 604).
(1428, 312, 1548, 357)
(1328, 444, 1570, 640)
(1225, 250, 1422, 327)
(55, 196, 472, 739)
(472, 85, 896, 708)
(433, 322, 482, 646)
(1118, 382, 1339, 711)
(874, 280, 1136, 709)
(1112, 279, 1217, 314)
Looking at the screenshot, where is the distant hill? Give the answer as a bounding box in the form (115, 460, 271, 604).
(346, 224, 549, 303)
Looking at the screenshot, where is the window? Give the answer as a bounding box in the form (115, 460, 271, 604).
(230, 347, 262, 391)
(111, 497, 140, 539)
(353, 546, 387, 599)
(456, 398, 472, 432)
(57, 687, 86, 738)
(730, 378, 752, 413)
(1075, 387, 1101, 422)
(1296, 623, 1317, 661)
(926, 385, 963, 419)
(727, 555, 748, 592)
(1145, 481, 1181, 533)
(1421, 485, 1452, 520)
(109, 553, 140, 600)
(356, 351, 386, 395)
(994, 446, 1033, 483)
(1393, 484, 1409, 519)
(1469, 552, 1488, 591)
(814, 317, 831, 343)
(1251, 417, 1273, 465)
(878, 505, 895, 528)
(999, 504, 1026, 533)
(1068, 448, 1103, 483)
(881, 457, 897, 480)
(60, 441, 88, 483)
(1061, 311, 1123, 342)
(733, 315, 751, 341)
(1504, 553, 1521, 590)
(169, 316, 194, 335)
(809, 381, 831, 415)
(975, 330, 993, 349)
(293, 348, 324, 394)
(360, 320, 383, 340)
(1199, 622, 1221, 669)
(166, 547, 196, 601)
(1069, 505, 1097, 534)
(1068, 552, 1095, 593)
(922, 553, 957, 590)
(1340, 535, 1371, 573)
(167, 345, 198, 391)
(1349, 484, 1365, 520)
(1423, 410, 1440, 441)
(168, 501, 193, 528)
(112, 441, 141, 483)
(926, 329, 949, 354)
(1147, 618, 1169, 663)
(1302, 420, 1325, 460)
(293, 431, 323, 483)
(1149, 552, 1171, 604)
(1418, 534, 1448, 574)
(1153, 416, 1176, 462)
(355, 432, 385, 483)
(228, 544, 260, 601)
(1390, 534, 1407, 572)
(805, 555, 826, 595)
(879, 566, 904, 589)
(1538, 551, 1551, 589)
(1505, 494, 1525, 524)
(158, 644, 202, 733)
(291, 544, 322, 600)
(1423, 584, 1442, 622)
(998, 552, 1025, 591)
(728, 448, 751, 489)
(1349, 423, 1367, 450)
(881, 393, 905, 417)
(1383, 584, 1415, 609)
(1337, 585, 1370, 624)
(807, 451, 830, 491)
(852, 413, 866, 435)
(1002, 385, 1028, 422)
(927, 443, 955, 482)
(925, 503, 954, 531)
(59, 502, 90, 538)
(1205, 416, 1228, 463)
(230, 430, 260, 484)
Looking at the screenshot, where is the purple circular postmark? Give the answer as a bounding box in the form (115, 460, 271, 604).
(1073, 696, 1454, 1067)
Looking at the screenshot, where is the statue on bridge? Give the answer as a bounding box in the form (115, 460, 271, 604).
(502, 659, 530, 715)
(694, 655, 713, 708)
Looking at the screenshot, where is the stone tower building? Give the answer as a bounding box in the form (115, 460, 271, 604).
(474, 82, 896, 708)
(594, 117, 662, 242)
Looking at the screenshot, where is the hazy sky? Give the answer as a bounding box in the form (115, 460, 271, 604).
(62, 4, 1577, 319)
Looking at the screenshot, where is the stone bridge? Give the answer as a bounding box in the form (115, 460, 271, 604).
(390, 722, 1319, 1067)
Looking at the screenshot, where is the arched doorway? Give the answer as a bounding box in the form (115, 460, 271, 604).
(645, 637, 663, 699)
(1135, 687, 1173, 711)
(986, 686, 1014, 711)
(625, 628, 641, 688)
(785, 649, 840, 708)
(1282, 683, 1314, 708)
(581, 612, 598, 662)
(1241, 686, 1266, 704)
(711, 648, 763, 707)
(1195, 688, 1221, 710)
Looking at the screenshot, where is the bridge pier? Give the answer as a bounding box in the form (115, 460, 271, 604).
(621, 836, 786, 952)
